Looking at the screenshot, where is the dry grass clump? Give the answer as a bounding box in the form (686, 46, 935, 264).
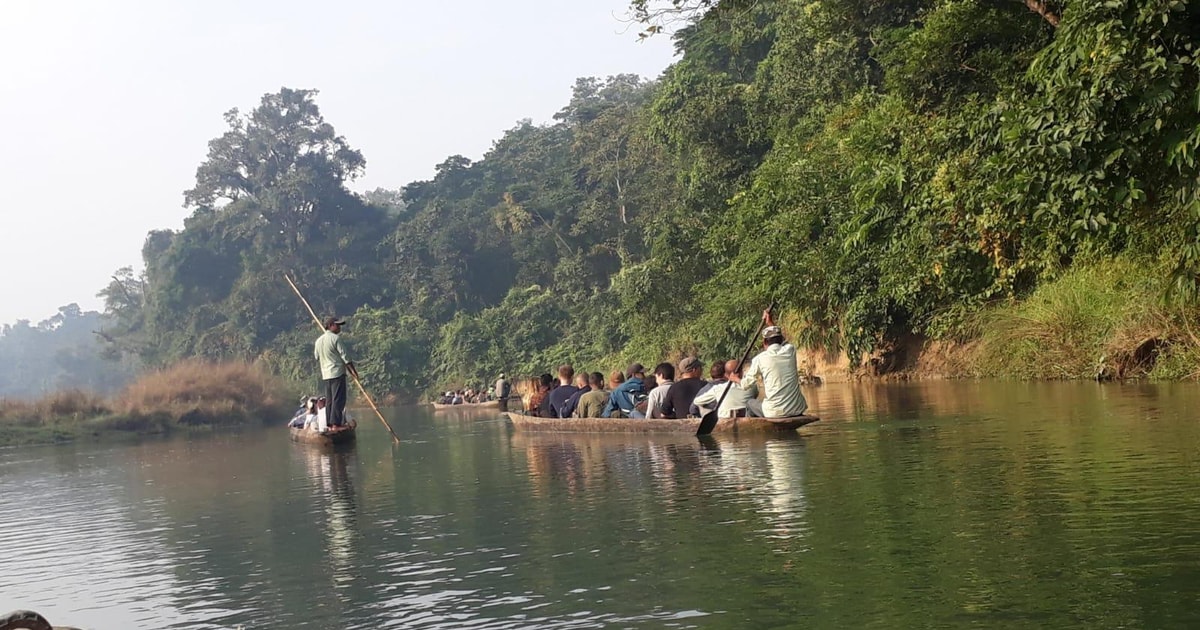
(1, 361, 291, 446)
(0, 398, 38, 426)
(0, 390, 109, 426)
(43, 389, 109, 416)
(115, 360, 287, 424)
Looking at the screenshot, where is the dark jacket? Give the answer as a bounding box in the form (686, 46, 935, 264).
(560, 385, 591, 418)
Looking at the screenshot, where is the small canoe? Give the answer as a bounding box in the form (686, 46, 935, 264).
(432, 400, 501, 411)
(503, 412, 818, 434)
(290, 426, 356, 446)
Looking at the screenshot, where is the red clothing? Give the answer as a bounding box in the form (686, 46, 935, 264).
(528, 387, 550, 417)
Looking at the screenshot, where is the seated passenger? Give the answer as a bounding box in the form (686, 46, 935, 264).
(639, 362, 675, 419)
(690, 361, 727, 417)
(314, 397, 329, 432)
(289, 397, 316, 428)
(602, 364, 646, 418)
(694, 360, 759, 418)
(559, 372, 591, 418)
(547, 364, 580, 418)
(660, 357, 707, 419)
(575, 372, 609, 418)
(529, 373, 554, 416)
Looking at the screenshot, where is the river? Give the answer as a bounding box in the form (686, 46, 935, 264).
(2, 381, 1198, 629)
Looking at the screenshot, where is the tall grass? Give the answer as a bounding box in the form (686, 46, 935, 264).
(1, 361, 290, 445)
(0, 390, 109, 425)
(115, 360, 287, 424)
(976, 258, 1200, 379)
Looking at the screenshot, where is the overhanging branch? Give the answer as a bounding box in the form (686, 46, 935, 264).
(1023, 0, 1061, 27)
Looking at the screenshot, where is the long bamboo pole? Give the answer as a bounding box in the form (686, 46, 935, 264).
(285, 274, 401, 444)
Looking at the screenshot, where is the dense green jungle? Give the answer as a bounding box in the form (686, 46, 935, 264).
(9, 0, 1200, 401)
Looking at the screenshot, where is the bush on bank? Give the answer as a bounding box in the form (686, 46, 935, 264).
(0, 361, 291, 447)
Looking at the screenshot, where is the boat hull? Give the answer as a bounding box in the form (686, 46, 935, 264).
(290, 426, 356, 446)
(432, 400, 500, 411)
(503, 412, 818, 434)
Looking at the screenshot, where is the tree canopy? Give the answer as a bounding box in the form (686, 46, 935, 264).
(97, 0, 1200, 397)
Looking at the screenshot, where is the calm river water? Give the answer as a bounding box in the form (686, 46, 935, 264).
(2, 381, 1199, 629)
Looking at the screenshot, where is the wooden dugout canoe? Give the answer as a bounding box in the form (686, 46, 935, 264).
(432, 399, 502, 410)
(503, 412, 818, 434)
(290, 425, 356, 446)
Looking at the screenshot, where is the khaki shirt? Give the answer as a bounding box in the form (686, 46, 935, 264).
(314, 330, 351, 380)
(576, 389, 609, 418)
(741, 343, 807, 417)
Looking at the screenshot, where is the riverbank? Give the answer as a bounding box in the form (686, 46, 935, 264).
(0, 361, 292, 447)
(487, 259, 1200, 393)
(796, 259, 1200, 383)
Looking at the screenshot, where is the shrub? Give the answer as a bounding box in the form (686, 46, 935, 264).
(976, 258, 1200, 379)
(115, 360, 288, 424)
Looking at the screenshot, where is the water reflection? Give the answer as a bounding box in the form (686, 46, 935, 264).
(297, 445, 359, 594)
(510, 431, 812, 554)
(4, 383, 1200, 629)
(512, 433, 720, 501)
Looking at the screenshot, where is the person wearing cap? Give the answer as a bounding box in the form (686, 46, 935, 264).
(495, 373, 511, 411)
(660, 356, 708, 419)
(314, 316, 358, 429)
(640, 362, 676, 419)
(601, 363, 646, 418)
(728, 310, 808, 418)
(288, 396, 316, 428)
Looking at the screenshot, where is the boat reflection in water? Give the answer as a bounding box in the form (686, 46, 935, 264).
(511, 431, 811, 549)
(299, 446, 359, 594)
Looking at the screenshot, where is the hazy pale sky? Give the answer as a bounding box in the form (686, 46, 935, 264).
(0, 0, 676, 327)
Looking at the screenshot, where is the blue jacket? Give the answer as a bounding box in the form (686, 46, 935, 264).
(602, 377, 645, 418)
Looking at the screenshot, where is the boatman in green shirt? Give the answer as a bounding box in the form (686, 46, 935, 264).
(314, 316, 357, 429)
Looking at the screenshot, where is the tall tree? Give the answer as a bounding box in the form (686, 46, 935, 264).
(184, 88, 366, 254)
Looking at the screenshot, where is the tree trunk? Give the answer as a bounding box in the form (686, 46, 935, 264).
(1023, 0, 1060, 27)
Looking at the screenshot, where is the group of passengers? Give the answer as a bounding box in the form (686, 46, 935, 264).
(523, 311, 808, 420)
(437, 387, 493, 405)
(289, 396, 327, 431)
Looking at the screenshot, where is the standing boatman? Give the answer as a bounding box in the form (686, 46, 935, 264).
(495, 373, 511, 412)
(314, 316, 358, 429)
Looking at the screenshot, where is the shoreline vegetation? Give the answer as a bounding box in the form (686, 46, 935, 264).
(0, 361, 291, 447)
(799, 258, 1200, 383)
(9, 1, 1199, 404)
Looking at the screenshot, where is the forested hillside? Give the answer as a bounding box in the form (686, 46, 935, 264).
(98, 0, 1200, 397)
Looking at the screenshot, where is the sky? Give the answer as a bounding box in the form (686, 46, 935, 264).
(0, 0, 677, 327)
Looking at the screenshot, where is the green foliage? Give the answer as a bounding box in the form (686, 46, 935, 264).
(97, 1, 1200, 391)
(349, 306, 437, 399)
(976, 257, 1200, 379)
(977, 0, 1200, 289)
